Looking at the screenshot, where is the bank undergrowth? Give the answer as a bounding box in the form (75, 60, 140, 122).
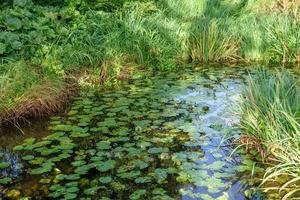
(0, 0, 299, 122)
(239, 69, 300, 198)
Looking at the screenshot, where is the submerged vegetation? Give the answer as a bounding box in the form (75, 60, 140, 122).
(239, 69, 300, 198)
(0, 0, 299, 122)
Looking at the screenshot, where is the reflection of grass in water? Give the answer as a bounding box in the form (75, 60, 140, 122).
(0, 118, 52, 149)
(239, 68, 300, 199)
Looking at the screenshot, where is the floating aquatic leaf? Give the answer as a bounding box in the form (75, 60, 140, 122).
(71, 160, 86, 167)
(23, 138, 36, 144)
(118, 170, 141, 179)
(29, 157, 45, 165)
(133, 120, 152, 129)
(64, 193, 77, 200)
(30, 166, 51, 175)
(66, 186, 79, 193)
(50, 124, 74, 132)
(8, 69, 258, 199)
(66, 182, 78, 187)
(208, 186, 222, 194)
(65, 174, 80, 180)
(68, 110, 78, 116)
(13, 145, 24, 151)
(129, 159, 149, 170)
(55, 174, 66, 181)
(70, 132, 90, 138)
(206, 177, 227, 189)
(78, 122, 89, 127)
(0, 161, 10, 169)
(137, 141, 152, 149)
(22, 155, 34, 161)
(209, 161, 226, 170)
(74, 165, 91, 175)
(96, 141, 111, 150)
(129, 189, 146, 200)
(44, 132, 65, 141)
(96, 160, 116, 172)
(40, 178, 51, 184)
(111, 181, 126, 191)
(97, 118, 117, 128)
(84, 187, 98, 195)
(99, 176, 112, 184)
(154, 168, 168, 183)
(209, 124, 223, 131)
(148, 147, 169, 154)
(135, 176, 152, 184)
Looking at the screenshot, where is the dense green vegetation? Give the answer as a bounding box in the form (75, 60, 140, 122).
(0, 68, 262, 199)
(239, 69, 300, 198)
(0, 0, 299, 121)
(0, 0, 299, 198)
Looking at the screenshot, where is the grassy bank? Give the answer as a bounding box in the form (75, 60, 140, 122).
(0, 0, 299, 122)
(239, 69, 300, 198)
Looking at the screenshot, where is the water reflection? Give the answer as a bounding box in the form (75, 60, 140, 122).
(168, 68, 249, 199)
(0, 66, 262, 199)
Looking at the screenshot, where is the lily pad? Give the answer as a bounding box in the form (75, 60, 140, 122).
(96, 160, 116, 172)
(99, 176, 112, 184)
(148, 147, 169, 154)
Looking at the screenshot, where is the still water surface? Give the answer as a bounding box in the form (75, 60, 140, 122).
(0, 66, 264, 199)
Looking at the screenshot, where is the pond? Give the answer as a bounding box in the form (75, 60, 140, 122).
(0, 66, 266, 199)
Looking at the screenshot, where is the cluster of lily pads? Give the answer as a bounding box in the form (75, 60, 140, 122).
(3, 68, 266, 199)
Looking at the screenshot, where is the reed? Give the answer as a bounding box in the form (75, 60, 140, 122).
(239, 68, 300, 197)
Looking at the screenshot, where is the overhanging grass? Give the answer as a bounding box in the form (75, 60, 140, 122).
(0, 61, 73, 123)
(239, 68, 300, 197)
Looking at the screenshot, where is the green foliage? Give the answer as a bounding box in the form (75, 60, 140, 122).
(0, 0, 299, 119)
(8, 68, 259, 199)
(239, 68, 300, 197)
(189, 19, 239, 62)
(240, 69, 300, 142)
(186, 0, 300, 63)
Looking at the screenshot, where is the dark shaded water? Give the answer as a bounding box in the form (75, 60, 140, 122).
(0, 66, 265, 199)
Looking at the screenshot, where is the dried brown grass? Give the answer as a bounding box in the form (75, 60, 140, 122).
(0, 79, 78, 125)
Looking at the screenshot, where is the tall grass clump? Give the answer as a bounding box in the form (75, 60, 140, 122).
(0, 61, 72, 123)
(239, 68, 300, 198)
(187, 0, 248, 63)
(263, 15, 300, 64)
(187, 0, 300, 64)
(189, 19, 239, 62)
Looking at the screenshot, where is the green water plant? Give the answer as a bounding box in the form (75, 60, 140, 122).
(7, 69, 260, 199)
(239, 68, 300, 198)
